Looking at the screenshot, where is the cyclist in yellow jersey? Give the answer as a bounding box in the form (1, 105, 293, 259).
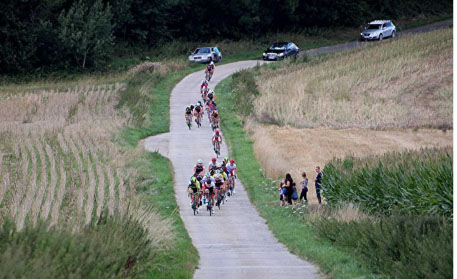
(188, 176, 201, 211)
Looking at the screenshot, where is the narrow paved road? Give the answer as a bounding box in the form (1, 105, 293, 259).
(144, 61, 318, 279)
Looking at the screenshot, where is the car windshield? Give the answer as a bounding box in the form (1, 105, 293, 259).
(366, 24, 382, 30)
(195, 48, 210, 54)
(266, 49, 285, 54)
(269, 43, 287, 50)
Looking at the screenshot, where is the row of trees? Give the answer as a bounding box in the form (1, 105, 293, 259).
(0, 0, 451, 74)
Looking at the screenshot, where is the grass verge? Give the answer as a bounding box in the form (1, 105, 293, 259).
(126, 150, 198, 278)
(216, 76, 376, 278)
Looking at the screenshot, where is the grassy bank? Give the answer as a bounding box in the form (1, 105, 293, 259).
(216, 77, 376, 278)
(124, 150, 198, 278)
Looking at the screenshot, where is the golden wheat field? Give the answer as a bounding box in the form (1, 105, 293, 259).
(253, 28, 452, 129)
(0, 61, 182, 235)
(0, 83, 133, 229)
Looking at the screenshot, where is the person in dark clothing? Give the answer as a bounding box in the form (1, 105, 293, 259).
(299, 172, 308, 202)
(314, 166, 322, 204)
(284, 173, 294, 205)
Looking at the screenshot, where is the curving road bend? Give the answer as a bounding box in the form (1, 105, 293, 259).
(144, 61, 318, 279)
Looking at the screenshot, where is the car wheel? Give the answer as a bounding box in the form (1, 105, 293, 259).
(391, 31, 396, 38)
(379, 33, 383, 41)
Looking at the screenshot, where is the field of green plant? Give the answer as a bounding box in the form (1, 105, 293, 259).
(322, 148, 453, 218)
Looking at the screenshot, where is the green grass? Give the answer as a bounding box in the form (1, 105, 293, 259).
(216, 76, 376, 279)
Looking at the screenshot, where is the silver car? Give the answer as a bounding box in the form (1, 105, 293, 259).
(188, 46, 222, 63)
(360, 20, 396, 41)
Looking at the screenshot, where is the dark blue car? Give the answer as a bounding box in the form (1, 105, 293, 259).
(262, 42, 300, 61)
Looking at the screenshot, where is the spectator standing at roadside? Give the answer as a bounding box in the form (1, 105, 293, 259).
(279, 180, 287, 206)
(314, 166, 322, 204)
(300, 172, 308, 202)
(284, 173, 294, 205)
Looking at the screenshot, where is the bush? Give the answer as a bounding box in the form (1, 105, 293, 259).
(0, 214, 156, 278)
(314, 214, 452, 279)
(322, 148, 453, 218)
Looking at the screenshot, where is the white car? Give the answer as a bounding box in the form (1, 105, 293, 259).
(360, 20, 396, 41)
(188, 47, 222, 63)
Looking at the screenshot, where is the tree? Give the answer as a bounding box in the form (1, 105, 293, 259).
(58, 0, 114, 68)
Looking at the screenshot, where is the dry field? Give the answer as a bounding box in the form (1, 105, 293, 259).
(249, 123, 452, 204)
(253, 28, 452, 129)
(0, 83, 133, 230)
(0, 61, 181, 235)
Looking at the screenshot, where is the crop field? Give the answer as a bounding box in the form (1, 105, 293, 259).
(0, 83, 140, 230)
(323, 147, 453, 217)
(252, 28, 452, 129)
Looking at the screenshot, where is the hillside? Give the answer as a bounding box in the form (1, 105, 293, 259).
(253, 28, 452, 129)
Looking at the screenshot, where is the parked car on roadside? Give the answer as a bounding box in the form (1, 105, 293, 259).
(262, 42, 300, 61)
(188, 47, 222, 63)
(360, 20, 396, 41)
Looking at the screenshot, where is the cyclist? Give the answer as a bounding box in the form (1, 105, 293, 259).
(201, 86, 209, 102)
(213, 172, 225, 202)
(203, 175, 216, 213)
(200, 79, 209, 93)
(212, 130, 222, 152)
(185, 105, 194, 127)
(226, 159, 237, 194)
(194, 102, 203, 126)
(193, 159, 205, 176)
(188, 176, 201, 212)
(218, 169, 230, 200)
(207, 89, 215, 102)
(208, 157, 219, 176)
(211, 110, 220, 129)
(206, 61, 215, 80)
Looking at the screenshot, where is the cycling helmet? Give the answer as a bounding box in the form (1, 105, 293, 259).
(210, 61, 214, 66)
(197, 101, 202, 106)
(190, 105, 194, 110)
(215, 130, 220, 135)
(197, 159, 203, 164)
(196, 175, 202, 181)
(211, 158, 217, 163)
(224, 157, 229, 163)
(230, 159, 235, 164)
(206, 177, 211, 183)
